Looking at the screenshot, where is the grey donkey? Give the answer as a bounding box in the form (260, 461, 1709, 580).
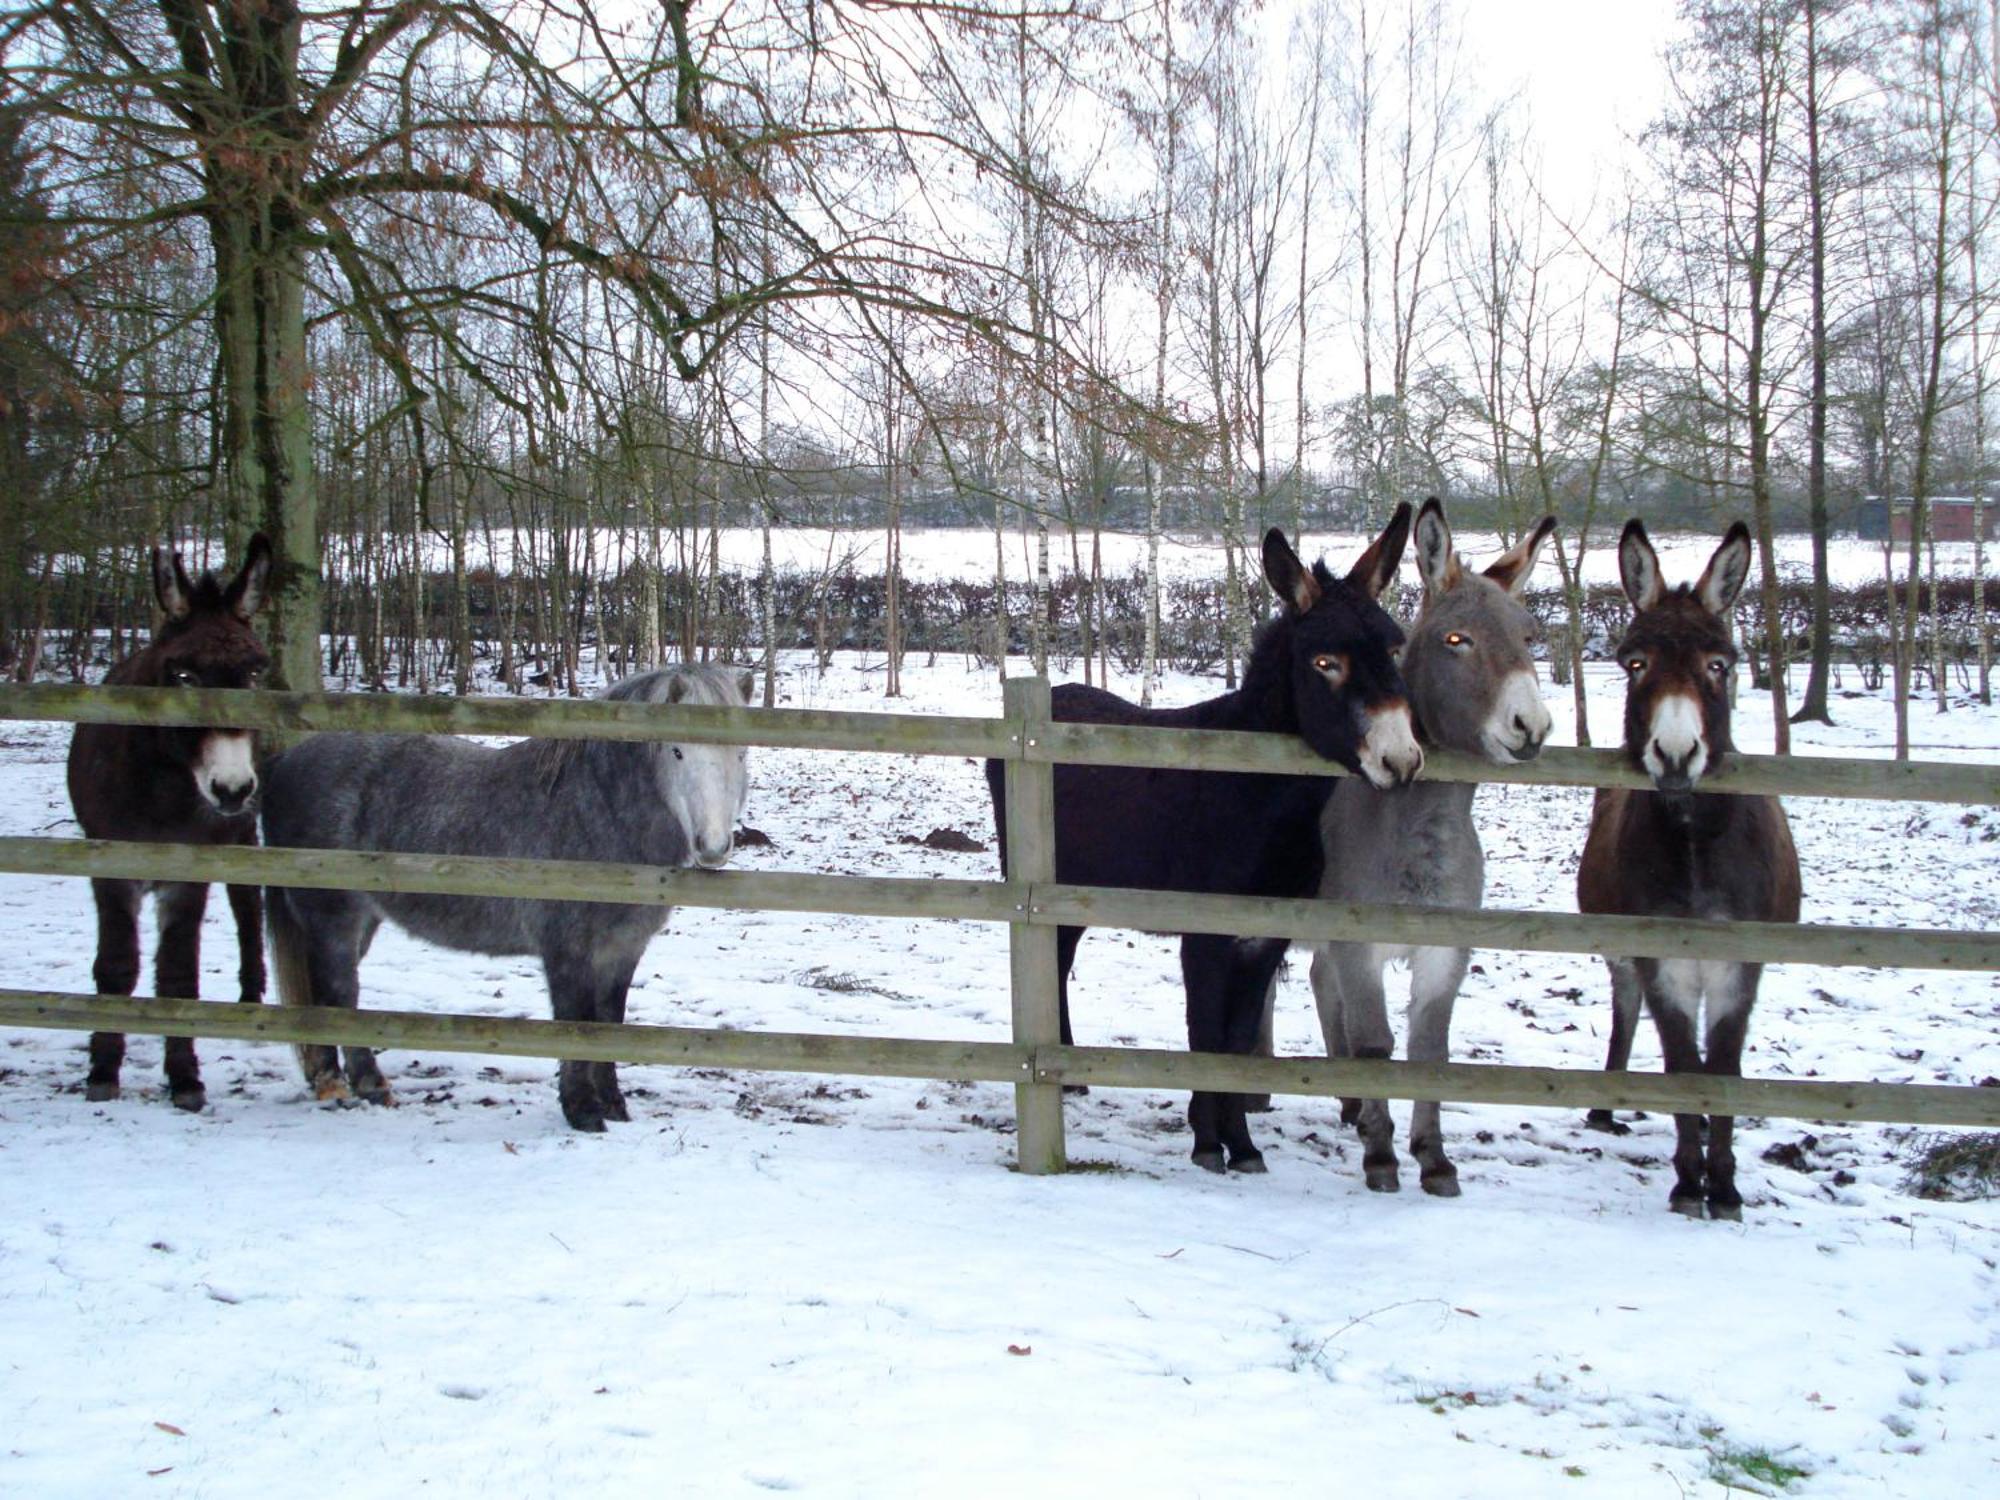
(260, 664, 752, 1131)
(1307, 498, 1556, 1195)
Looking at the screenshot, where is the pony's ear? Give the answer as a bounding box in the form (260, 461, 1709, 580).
(664, 672, 690, 704)
(224, 533, 274, 622)
(1484, 514, 1558, 598)
(1413, 497, 1461, 599)
(736, 668, 757, 703)
(1345, 500, 1413, 602)
(1696, 522, 1753, 618)
(152, 546, 192, 622)
(1261, 528, 1321, 616)
(1617, 519, 1664, 612)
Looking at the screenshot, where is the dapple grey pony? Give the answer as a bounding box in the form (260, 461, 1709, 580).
(1305, 499, 1555, 1195)
(260, 664, 752, 1131)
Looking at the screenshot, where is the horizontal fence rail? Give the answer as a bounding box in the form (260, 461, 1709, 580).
(3, 683, 1996, 803)
(3, 836, 1997, 972)
(2, 676, 1998, 1169)
(3, 992, 1996, 1127)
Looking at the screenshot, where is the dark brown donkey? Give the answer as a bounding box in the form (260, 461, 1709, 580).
(66, 535, 274, 1110)
(1577, 520, 1801, 1220)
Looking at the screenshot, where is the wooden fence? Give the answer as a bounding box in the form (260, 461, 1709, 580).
(2, 678, 1998, 1176)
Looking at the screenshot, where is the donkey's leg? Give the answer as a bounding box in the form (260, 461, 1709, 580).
(282, 897, 375, 1103)
(1321, 941, 1398, 1192)
(1642, 961, 1708, 1216)
(1054, 924, 1087, 1094)
(226, 881, 264, 1005)
(1699, 964, 1760, 1222)
(1244, 969, 1278, 1114)
(1586, 958, 1644, 1135)
(84, 877, 142, 1101)
(153, 881, 210, 1112)
(334, 915, 392, 1103)
(1308, 944, 1369, 1130)
(1407, 944, 1471, 1198)
(1214, 938, 1290, 1173)
(1179, 935, 1237, 1173)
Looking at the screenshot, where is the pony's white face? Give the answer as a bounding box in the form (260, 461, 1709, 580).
(626, 666, 755, 869)
(662, 738, 750, 869)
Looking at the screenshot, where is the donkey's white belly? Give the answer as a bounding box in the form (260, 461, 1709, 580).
(1652, 959, 1752, 1023)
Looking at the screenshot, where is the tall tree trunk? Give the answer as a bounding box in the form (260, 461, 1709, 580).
(1794, 0, 1835, 725)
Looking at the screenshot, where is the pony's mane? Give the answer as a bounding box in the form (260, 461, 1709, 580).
(529, 665, 743, 791)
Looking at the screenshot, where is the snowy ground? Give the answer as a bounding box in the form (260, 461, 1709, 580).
(3, 629, 1999, 1495)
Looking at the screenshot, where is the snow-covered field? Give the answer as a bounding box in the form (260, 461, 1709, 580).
(450, 521, 1982, 591)
(3, 615, 1999, 1494)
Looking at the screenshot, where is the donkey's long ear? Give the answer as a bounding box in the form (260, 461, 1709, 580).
(223, 533, 274, 622)
(1262, 528, 1322, 616)
(1345, 500, 1413, 602)
(1695, 521, 1753, 619)
(1484, 514, 1558, 598)
(1616, 519, 1664, 612)
(152, 546, 193, 622)
(1413, 497, 1462, 599)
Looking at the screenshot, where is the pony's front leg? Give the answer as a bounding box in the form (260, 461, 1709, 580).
(1319, 941, 1398, 1192)
(1406, 944, 1470, 1198)
(226, 881, 264, 1004)
(1586, 958, 1644, 1135)
(545, 949, 632, 1132)
(84, 877, 142, 1102)
(153, 881, 210, 1112)
(584, 952, 644, 1126)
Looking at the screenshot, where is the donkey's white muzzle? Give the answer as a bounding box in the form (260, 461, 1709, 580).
(1482, 669, 1553, 763)
(195, 731, 258, 815)
(1643, 694, 1709, 791)
(1358, 702, 1423, 789)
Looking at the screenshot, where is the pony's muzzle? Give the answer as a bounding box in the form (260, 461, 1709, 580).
(692, 838, 735, 869)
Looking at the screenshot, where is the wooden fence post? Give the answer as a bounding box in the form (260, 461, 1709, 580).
(1003, 674, 1066, 1174)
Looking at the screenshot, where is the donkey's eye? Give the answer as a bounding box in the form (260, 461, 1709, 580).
(1707, 657, 1731, 677)
(1311, 653, 1348, 685)
(171, 666, 198, 686)
(1443, 631, 1471, 651)
(1624, 656, 1647, 675)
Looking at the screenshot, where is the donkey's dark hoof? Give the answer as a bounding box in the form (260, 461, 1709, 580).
(598, 1089, 631, 1124)
(1583, 1109, 1630, 1136)
(353, 1080, 396, 1107)
(84, 1079, 120, 1103)
(1669, 1193, 1707, 1219)
(565, 1112, 608, 1134)
(1420, 1168, 1461, 1198)
(1364, 1165, 1402, 1194)
(1707, 1198, 1743, 1223)
(1228, 1150, 1268, 1175)
(1191, 1147, 1227, 1174)
(169, 1084, 206, 1113)
(310, 1072, 353, 1103)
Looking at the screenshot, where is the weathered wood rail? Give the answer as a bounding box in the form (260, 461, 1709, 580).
(2, 677, 1997, 1173)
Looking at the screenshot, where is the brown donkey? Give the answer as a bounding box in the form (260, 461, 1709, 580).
(1578, 520, 1801, 1219)
(66, 535, 274, 1110)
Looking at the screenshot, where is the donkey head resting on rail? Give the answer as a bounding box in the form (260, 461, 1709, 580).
(65, 533, 274, 1111)
(1577, 520, 1802, 1220)
(986, 506, 1419, 1177)
(1306, 497, 1556, 1197)
(261, 663, 752, 1131)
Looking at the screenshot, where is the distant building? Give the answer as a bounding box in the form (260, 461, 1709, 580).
(1858, 494, 1996, 543)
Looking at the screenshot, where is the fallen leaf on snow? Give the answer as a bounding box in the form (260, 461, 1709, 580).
(1006, 1344, 1032, 1357)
